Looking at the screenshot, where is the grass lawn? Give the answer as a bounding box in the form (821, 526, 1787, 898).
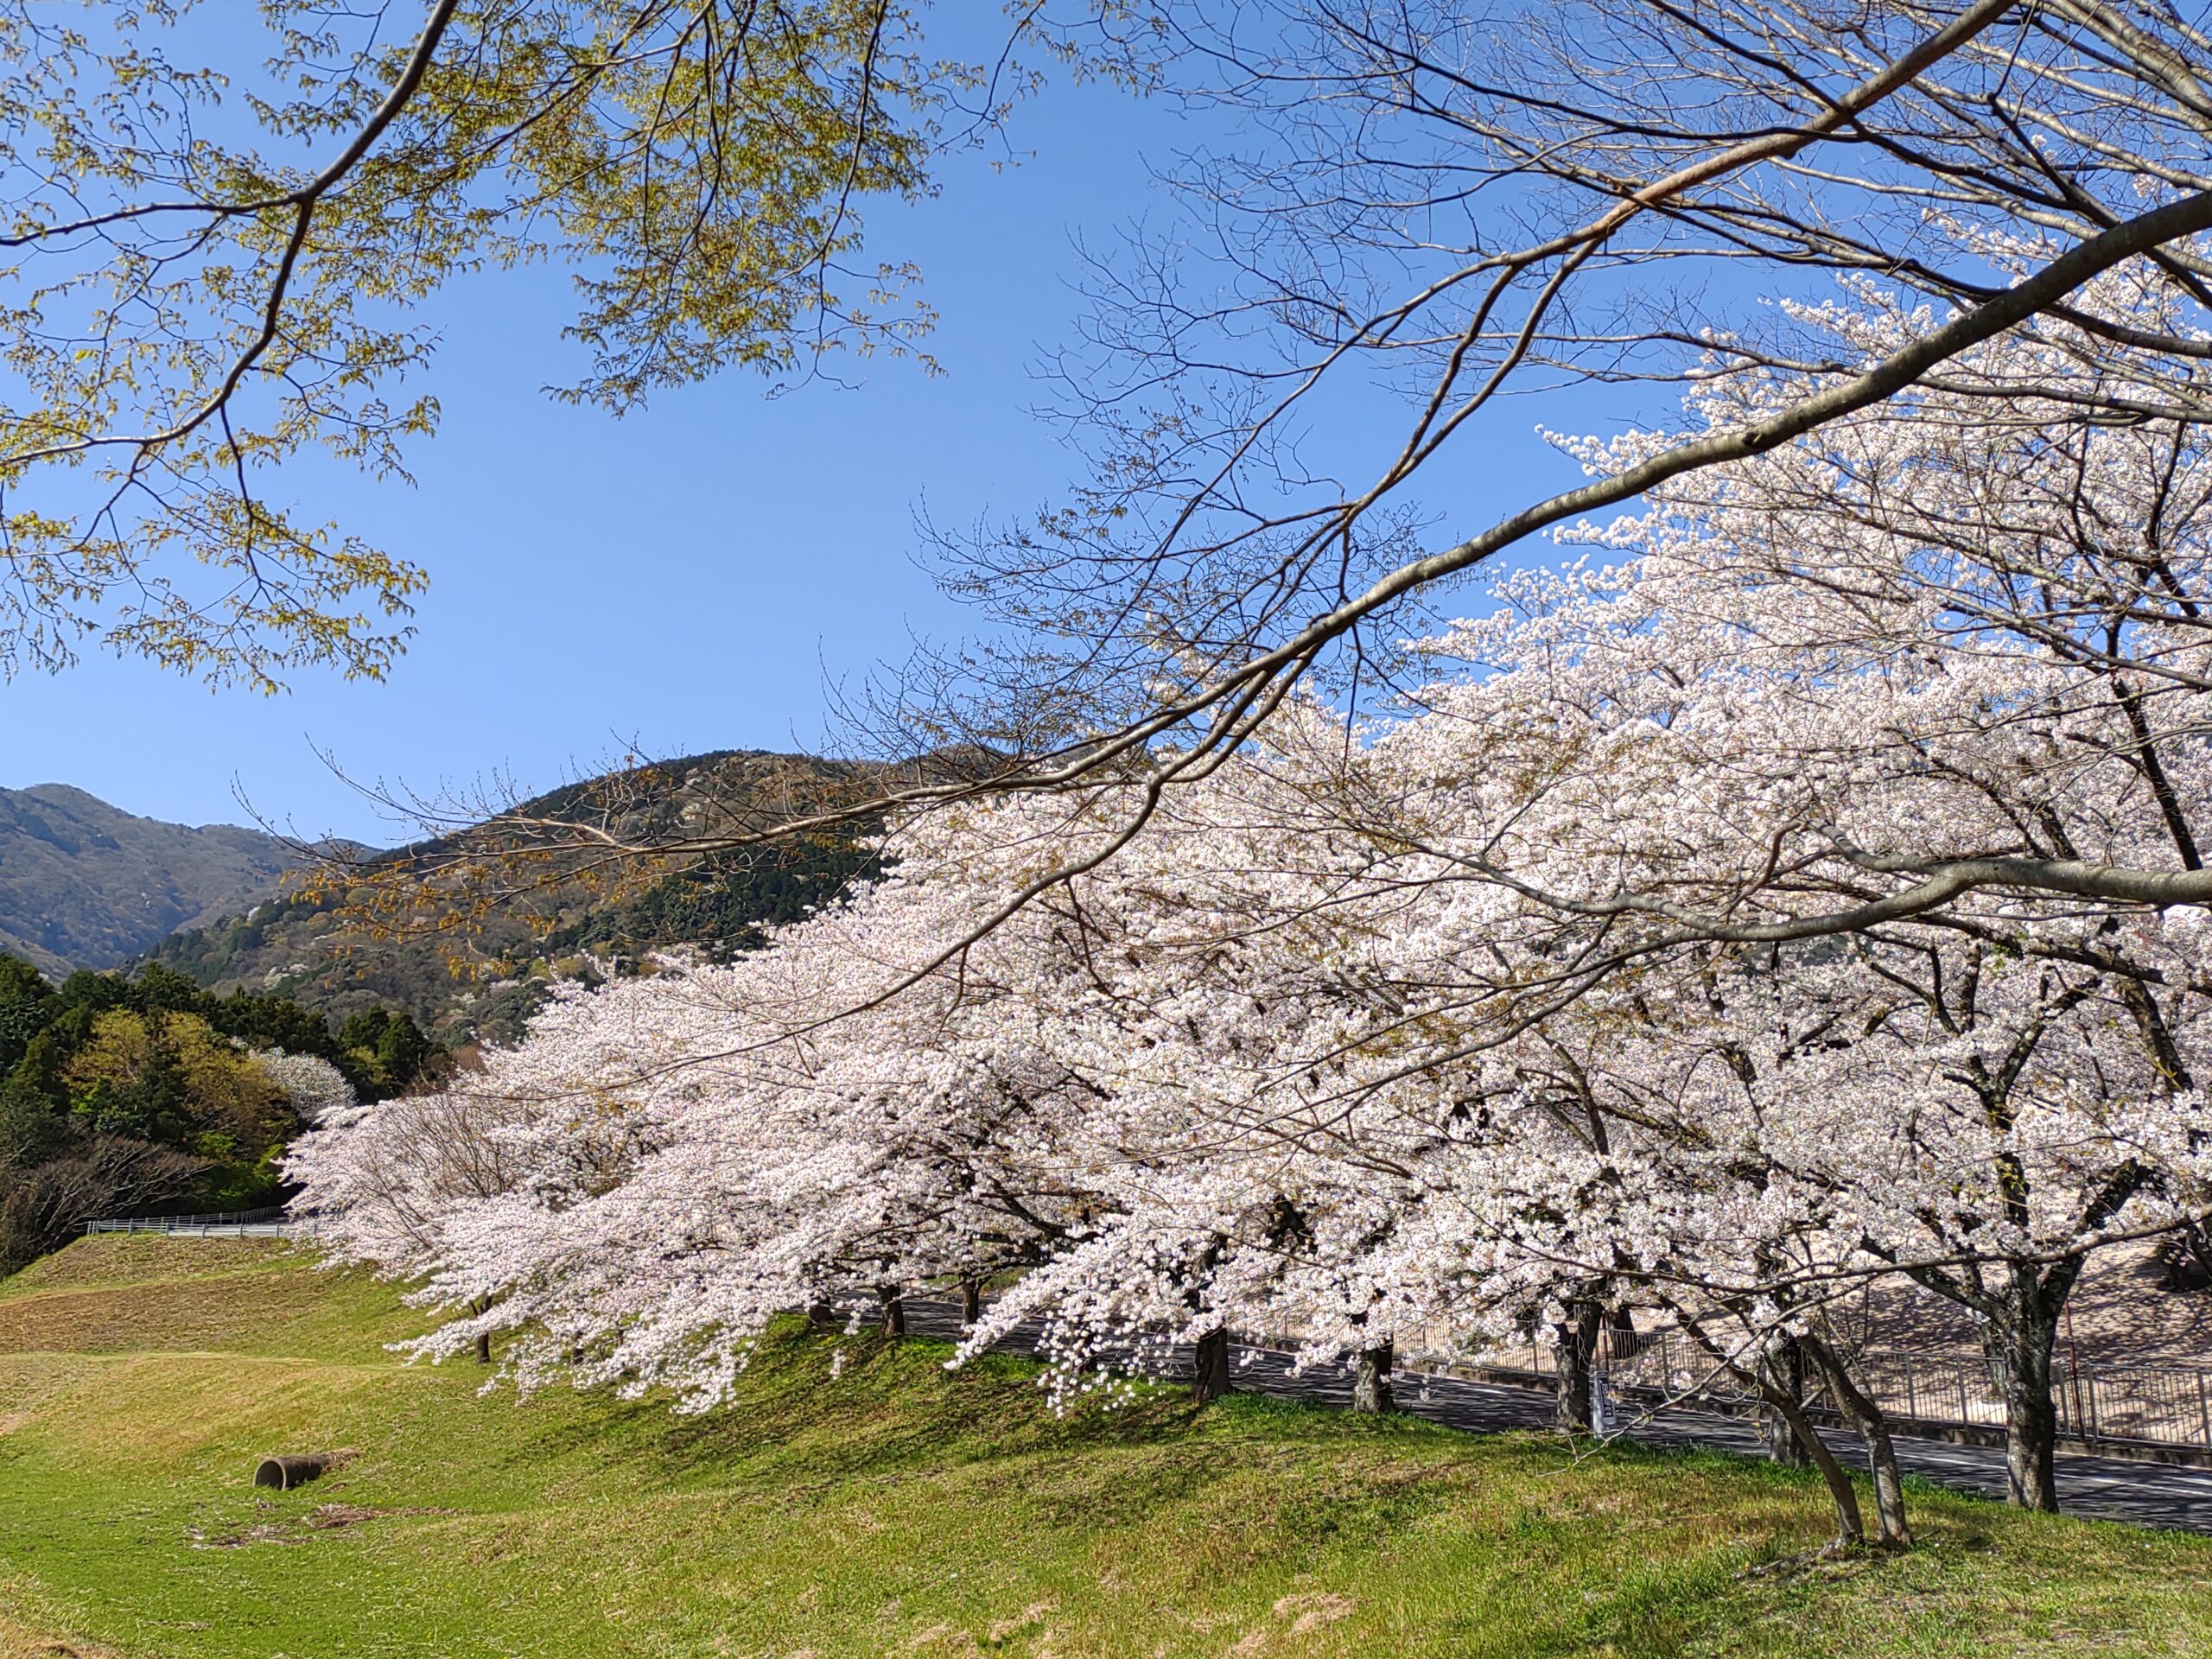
(2, 1237, 2209, 1657)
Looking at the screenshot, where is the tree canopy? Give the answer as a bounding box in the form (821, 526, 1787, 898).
(0, 955, 435, 1268)
(0, 0, 1028, 687)
(295, 279, 2212, 1535)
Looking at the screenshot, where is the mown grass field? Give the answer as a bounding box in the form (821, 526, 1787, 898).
(3, 1238, 2210, 1658)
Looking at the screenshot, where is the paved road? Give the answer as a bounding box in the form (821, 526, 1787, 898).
(900, 1301, 2212, 1534)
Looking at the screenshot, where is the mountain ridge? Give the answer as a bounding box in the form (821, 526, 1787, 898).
(0, 784, 305, 978)
(3, 752, 887, 1042)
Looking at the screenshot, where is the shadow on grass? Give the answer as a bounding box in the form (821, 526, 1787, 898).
(510, 1319, 1210, 1486)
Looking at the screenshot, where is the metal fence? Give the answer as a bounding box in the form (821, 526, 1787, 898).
(85, 1208, 292, 1237)
(1492, 1327, 2212, 1452)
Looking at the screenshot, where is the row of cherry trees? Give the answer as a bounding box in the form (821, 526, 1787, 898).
(289, 270, 2212, 1546)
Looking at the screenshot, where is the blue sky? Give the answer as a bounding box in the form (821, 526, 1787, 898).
(0, 35, 1604, 847)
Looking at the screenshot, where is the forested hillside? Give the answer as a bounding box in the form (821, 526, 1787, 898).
(148, 750, 879, 1044)
(0, 785, 303, 978)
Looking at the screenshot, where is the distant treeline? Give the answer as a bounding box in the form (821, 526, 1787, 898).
(0, 957, 436, 1272)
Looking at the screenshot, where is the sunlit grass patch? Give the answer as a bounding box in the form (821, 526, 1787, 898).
(1, 1238, 2209, 1658)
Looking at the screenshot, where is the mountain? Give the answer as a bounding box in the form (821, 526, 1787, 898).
(145, 750, 884, 1046)
(0, 785, 304, 979)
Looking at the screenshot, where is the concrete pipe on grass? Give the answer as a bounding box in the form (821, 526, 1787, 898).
(252, 1450, 356, 1490)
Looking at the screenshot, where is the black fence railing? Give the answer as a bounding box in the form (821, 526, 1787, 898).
(1498, 1327, 2212, 1452)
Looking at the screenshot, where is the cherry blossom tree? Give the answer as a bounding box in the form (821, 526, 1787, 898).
(289, 858, 1106, 1401)
(292, 270, 2212, 1535)
(252, 1051, 357, 1128)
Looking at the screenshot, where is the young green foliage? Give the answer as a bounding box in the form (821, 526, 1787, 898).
(0, 0, 963, 688)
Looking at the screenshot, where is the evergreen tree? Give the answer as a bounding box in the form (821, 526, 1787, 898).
(0, 950, 437, 1263)
(0, 957, 54, 1075)
(373, 1014, 431, 1089)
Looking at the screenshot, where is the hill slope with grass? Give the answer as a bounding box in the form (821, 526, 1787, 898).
(3, 1237, 2211, 1659)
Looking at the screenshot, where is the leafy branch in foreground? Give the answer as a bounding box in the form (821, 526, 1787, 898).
(0, 0, 1049, 687)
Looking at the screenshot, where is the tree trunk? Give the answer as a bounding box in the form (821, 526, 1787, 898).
(474, 1329, 491, 1365)
(1758, 1337, 1809, 1467)
(1351, 1340, 1395, 1414)
(960, 1277, 982, 1327)
(1192, 1326, 1232, 1406)
(1804, 1334, 1911, 1547)
(879, 1287, 906, 1338)
(1554, 1301, 1602, 1433)
(806, 1299, 836, 1329)
(2174, 1218, 2212, 1290)
(1757, 1372, 1866, 1552)
(1992, 1309, 2062, 1512)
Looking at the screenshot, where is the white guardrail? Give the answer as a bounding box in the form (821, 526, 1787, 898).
(86, 1208, 295, 1238)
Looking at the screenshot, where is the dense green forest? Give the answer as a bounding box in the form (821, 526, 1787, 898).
(0, 958, 434, 1270)
(542, 842, 882, 960)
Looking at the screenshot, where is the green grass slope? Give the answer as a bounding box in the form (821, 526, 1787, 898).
(3, 1239, 2210, 1659)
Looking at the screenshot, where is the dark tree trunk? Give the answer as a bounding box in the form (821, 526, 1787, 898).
(2175, 1219, 2212, 1291)
(474, 1329, 491, 1365)
(1351, 1340, 1395, 1414)
(806, 1300, 836, 1329)
(879, 1287, 906, 1338)
(1805, 1334, 1910, 1547)
(1992, 1306, 2062, 1512)
(1192, 1326, 1232, 1406)
(1908, 1232, 2096, 1516)
(1554, 1301, 1602, 1433)
(960, 1277, 982, 1327)
(1758, 1338, 1809, 1467)
(1757, 1370, 1865, 1552)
